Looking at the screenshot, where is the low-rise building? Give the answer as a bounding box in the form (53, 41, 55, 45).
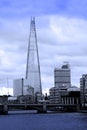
(61, 87, 80, 105)
(49, 86, 80, 105)
(8, 96, 18, 104)
(49, 86, 67, 104)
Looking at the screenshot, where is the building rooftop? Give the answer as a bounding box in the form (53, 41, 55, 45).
(55, 62, 70, 70)
(67, 86, 80, 92)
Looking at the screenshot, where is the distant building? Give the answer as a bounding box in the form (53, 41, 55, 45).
(13, 78, 34, 96)
(61, 86, 80, 105)
(49, 87, 67, 104)
(49, 86, 80, 105)
(13, 78, 24, 97)
(13, 79, 35, 104)
(54, 62, 71, 88)
(8, 96, 18, 104)
(17, 94, 34, 104)
(80, 74, 87, 107)
(50, 62, 71, 104)
(23, 79, 34, 95)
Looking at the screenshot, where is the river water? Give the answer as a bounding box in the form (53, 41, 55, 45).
(0, 111, 87, 130)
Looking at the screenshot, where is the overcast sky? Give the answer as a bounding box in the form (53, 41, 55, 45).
(0, 0, 87, 95)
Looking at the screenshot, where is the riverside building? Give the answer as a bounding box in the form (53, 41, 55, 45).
(80, 74, 87, 107)
(50, 62, 71, 104)
(54, 62, 71, 88)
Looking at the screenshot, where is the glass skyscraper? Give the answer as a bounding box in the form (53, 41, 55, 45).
(25, 17, 42, 95)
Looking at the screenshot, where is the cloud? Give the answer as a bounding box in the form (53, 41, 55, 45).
(50, 16, 87, 43)
(0, 18, 28, 86)
(0, 0, 87, 19)
(37, 15, 87, 89)
(1, 9, 87, 95)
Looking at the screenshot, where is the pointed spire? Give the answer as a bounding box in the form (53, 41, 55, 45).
(25, 17, 42, 95)
(31, 16, 35, 21)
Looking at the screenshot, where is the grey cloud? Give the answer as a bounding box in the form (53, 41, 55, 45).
(1, 15, 87, 93)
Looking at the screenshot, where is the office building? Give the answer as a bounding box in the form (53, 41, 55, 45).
(13, 78, 23, 97)
(49, 62, 71, 104)
(54, 62, 71, 88)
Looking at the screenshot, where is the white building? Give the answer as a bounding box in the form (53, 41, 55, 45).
(13, 78, 34, 97)
(13, 78, 23, 97)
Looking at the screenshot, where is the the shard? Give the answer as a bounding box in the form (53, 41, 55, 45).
(25, 17, 42, 96)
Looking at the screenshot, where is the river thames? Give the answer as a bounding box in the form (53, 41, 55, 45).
(0, 111, 87, 130)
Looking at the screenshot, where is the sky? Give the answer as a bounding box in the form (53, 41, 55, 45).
(0, 0, 87, 95)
